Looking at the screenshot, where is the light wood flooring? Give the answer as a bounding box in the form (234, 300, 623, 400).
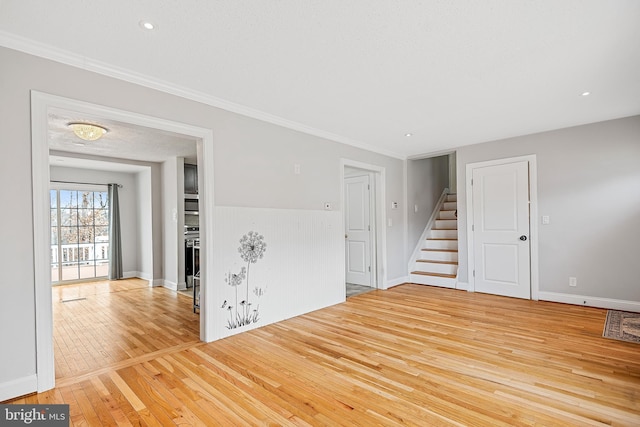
(7, 284, 640, 426)
(52, 278, 200, 381)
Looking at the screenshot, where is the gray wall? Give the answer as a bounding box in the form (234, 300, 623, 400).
(0, 46, 405, 391)
(456, 115, 640, 302)
(407, 156, 449, 254)
(49, 166, 139, 276)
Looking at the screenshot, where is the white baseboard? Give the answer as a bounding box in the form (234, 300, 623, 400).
(177, 281, 187, 291)
(162, 280, 178, 291)
(456, 281, 469, 291)
(136, 271, 152, 281)
(123, 271, 138, 279)
(0, 374, 37, 402)
(538, 291, 640, 313)
(385, 276, 409, 289)
(151, 279, 164, 287)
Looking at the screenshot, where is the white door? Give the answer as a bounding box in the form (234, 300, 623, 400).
(345, 175, 372, 286)
(472, 161, 530, 299)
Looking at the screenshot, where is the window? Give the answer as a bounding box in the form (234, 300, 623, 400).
(50, 189, 109, 283)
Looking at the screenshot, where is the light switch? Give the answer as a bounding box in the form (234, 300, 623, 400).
(391, 202, 398, 209)
(294, 164, 301, 175)
(388, 218, 393, 227)
(414, 204, 418, 213)
(542, 215, 550, 225)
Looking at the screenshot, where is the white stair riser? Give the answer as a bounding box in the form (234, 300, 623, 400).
(410, 274, 457, 288)
(424, 239, 458, 250)
(446, 194, 457, 202)
(420, 250, 458, 262)
(438, 210, 457, 220)
(435, 219, 457, 229)
(443, 201, 457, 210)
(414, 262, 457, 275)
(430, 229, 457, 239)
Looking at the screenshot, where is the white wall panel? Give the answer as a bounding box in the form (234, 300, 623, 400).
(212, 206, 344, 339)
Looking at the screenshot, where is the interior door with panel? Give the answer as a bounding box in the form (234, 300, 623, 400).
(472, 160, 531, 299)
(345, 175, 372, 286)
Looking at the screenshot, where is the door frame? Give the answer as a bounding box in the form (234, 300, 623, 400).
(31, 91, 215, 392)
(465, 155, 539, 300)
(340, 159, 387, 290)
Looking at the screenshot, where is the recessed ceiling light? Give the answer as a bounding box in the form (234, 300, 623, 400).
(581, 91, 591, 97)
(139, 20, 155, 30)
(405, 133, 413, 137)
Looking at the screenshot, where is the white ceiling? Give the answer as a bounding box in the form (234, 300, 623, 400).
(1, 0, 639, 159)
(48, 109, 197, 163)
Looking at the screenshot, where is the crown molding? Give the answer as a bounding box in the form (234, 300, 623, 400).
(0, 30, 405, 160)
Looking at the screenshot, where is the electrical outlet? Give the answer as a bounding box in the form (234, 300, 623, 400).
(569, 277, 577, 287)
(294, 164, 301, 175)
(542, 215, 550, 225)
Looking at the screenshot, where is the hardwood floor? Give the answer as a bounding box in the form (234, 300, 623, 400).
(7, 284, 640, 426)
(52, 278, 200, 381)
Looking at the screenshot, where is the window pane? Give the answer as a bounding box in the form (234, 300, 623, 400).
(78, 226, 94, 244)
(50, 190, 57, 208)
(60, 227, 78, 244)
(60, 190, 77, 208)
(78, 208, 94, 225)
(95, 226, 109, 243)
(60, 208, 77, 226)
(80, 262, 96, 279)
(79, 191, 93, 208)
(95, 192, 108, 209)
(61, 263, 79, 281)
(96, 243, 109, 261)
(50, 208, 57, 226)
(96, 260, 109, 277)
(51, 228, 58, 245)
(95, 209, 108, 226)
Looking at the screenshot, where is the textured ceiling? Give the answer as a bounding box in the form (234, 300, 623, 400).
(1, 0, 639, 158)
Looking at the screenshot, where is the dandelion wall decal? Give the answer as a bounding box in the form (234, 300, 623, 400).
(223, 231, 267, 329)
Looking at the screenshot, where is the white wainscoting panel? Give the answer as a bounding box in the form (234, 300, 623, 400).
(213, 207, 344, 339)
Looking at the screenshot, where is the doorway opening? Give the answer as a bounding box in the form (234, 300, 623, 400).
(31, 91, 215, 392)
(341, 159, 387, 298)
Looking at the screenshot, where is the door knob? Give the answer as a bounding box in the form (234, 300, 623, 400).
(519, 235, 527, 241)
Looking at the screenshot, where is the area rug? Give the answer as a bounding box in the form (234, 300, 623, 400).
(603, 310, 640, 343)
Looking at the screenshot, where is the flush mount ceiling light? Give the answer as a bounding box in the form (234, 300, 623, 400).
(405, 133, 413, 137)
(581, 91, 591, 96)
(68, 122, 108, 141)
(139, 20, 155, 30)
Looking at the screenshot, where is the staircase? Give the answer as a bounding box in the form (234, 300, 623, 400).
(410, 193, 458, 288)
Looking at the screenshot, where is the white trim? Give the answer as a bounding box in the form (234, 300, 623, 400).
(340, 159, 388, 290)
(538, 292, 640, 313)
(465, 155, 539, 300)
(30, 91, 215, 393)
(386, 276, 409, 288)
(162, 280, 178, 291)
(0, 30, 405, 160)
(122, 271, 138, 279)
(0, 375, 38, 402)
(456, 281, 469, 291)
(152, 279, 165, 287)
(407, 188, 449, 271)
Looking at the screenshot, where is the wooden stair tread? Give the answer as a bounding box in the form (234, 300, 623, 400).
(410, 271, 457, 278)
(421, 248, 458, 252)
(416, 259, 458, 265)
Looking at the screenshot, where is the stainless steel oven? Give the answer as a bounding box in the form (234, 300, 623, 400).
(185, 194, 199, 215)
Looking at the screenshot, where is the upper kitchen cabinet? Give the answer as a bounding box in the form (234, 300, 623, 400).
(184, 163, 198, 195)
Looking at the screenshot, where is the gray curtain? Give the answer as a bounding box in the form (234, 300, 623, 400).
(108, 184, 123, 280)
